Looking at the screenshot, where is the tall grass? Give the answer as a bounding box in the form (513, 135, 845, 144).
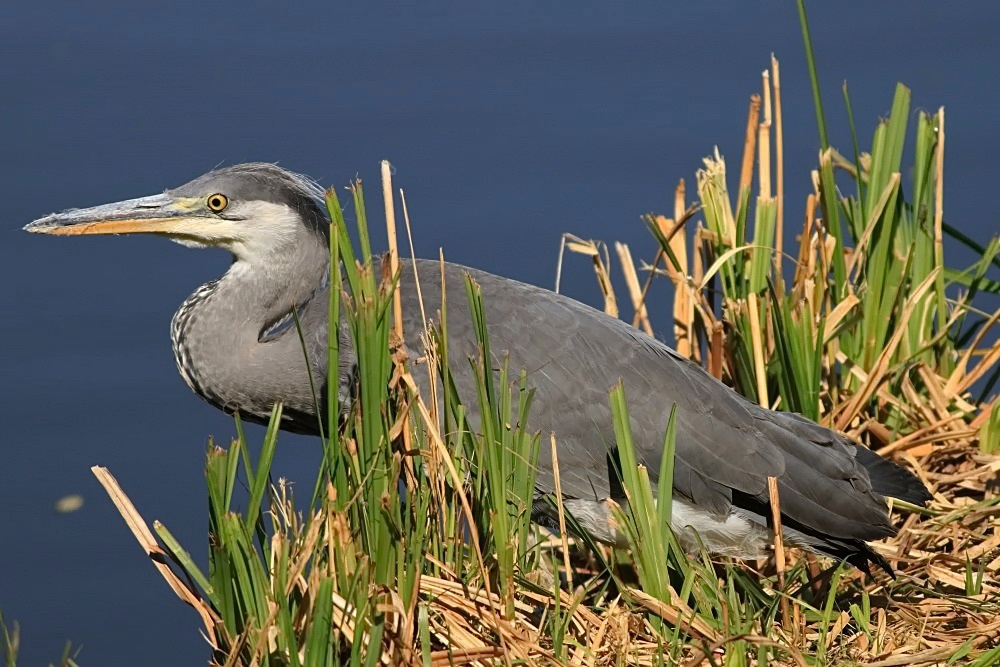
(93, 104, 994, 661)
(0, 614, 78, 667)
(19, 5, 997, 666)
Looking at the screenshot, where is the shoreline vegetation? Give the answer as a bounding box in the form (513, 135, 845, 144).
(5, 5, 998, 666)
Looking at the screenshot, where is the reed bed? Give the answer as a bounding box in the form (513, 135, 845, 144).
(86, 53, 997, 664)
(5, 5, 998, 666)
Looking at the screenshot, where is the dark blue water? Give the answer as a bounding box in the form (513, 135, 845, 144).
(2, 2, 997, 664)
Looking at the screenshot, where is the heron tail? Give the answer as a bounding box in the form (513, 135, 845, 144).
(853, 444, 933, 506)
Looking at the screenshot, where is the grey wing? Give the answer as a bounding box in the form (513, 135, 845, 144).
(398, 259, 896, 545)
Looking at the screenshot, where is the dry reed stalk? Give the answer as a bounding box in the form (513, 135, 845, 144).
(381, 166, 422, 587)
(693, 223, 705, 293)
(583, 598, 619, 667)
(670, 182, 700, 362)
(558, 234, 619, 317)
(656, 213, 695, 359)
(822, 294, 859, 342)
(772, 55, 785, 265)
(382, 160, 402, 342)
(91, 467, 221, 642)
(624, 588, 717, 641)
(759, 71, 772, 199)
(400, 190, 429, 333)
(710, 321, 724, 380)
(947, 312, 1000, 395)
(934, 109, 946, 334)
(767, 476, 791, 631)
(877, 413, 971, 456)
(634, 199, 697, 332)
(549, 433, 574, 591)
(615, 241, 654, 335)
(792, 194, 817, 290)
(740, 94, 762, 195)
(746, 294, 770, 407)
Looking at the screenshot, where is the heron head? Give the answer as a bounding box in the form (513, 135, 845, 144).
(24, 163, 330, 262)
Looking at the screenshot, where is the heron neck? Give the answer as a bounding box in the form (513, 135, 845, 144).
(206, 235, 331, 336)
(170, 237, 332, 421)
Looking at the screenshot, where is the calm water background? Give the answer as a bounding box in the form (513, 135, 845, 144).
(2, 2, 997, 664)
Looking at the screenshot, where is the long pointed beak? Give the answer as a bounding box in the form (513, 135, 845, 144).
(24, 194, 202, 236)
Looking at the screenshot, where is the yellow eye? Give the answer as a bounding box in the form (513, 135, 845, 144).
(206, 193, 229, 213)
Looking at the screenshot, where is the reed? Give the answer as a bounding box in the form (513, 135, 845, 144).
(11, 5, 996, 666)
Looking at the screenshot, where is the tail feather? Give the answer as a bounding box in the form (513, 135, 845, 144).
(853, 444, 932, 505)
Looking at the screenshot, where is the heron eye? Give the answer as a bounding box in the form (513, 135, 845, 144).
(206, 193, 229, 213)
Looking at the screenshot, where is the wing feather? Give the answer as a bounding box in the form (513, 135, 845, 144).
(388, 259, 913, 544)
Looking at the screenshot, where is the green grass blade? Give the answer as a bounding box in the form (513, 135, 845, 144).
(153, 521, 219, 609)
(245, 402, 282, 532)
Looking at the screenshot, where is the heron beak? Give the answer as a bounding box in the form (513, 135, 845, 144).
(23, 194, 205, 237)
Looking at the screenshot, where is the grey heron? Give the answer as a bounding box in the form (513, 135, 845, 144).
(24, 163, 930, 574)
